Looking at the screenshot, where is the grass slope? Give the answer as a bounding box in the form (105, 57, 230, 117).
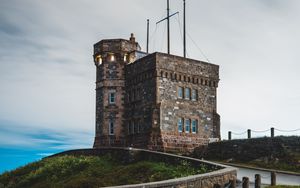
(0, 155, 208, 188)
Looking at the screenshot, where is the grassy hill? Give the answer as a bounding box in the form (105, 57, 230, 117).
(193, 136, 300, 173)
(0, 154, 209, 188)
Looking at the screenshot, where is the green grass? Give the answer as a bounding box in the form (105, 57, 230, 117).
(0, 155, 209, 188)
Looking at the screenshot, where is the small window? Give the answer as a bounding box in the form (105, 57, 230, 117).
(188, 77, 190, 82)
(134, 121, 138, 133)
(109, 92, 116, 104)
(178, 87, 183, 99)
(192, 120, 197, 134)
(132, 121, 135, 134)
(109, 54, 115, 61)
(179, 75, 182, 81)
(96, 55, 102, 65)
(185, 88, 190, 100)
(165, 72, 168, 78)
(174, 73, 177, 80)
(128, 122, 132, 135)
(185, 119, 190, 133)
(109, 121, 114, 135)
(123, 54, 127, 62)
(178, 118, 183, 132)
(192, 89, 197, 101)
(137, 121, 140, 133)
(161, 71, 164, 77)
(184, 76, 186, 81)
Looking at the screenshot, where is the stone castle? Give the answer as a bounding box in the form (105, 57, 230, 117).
(92, 34, 220, 153)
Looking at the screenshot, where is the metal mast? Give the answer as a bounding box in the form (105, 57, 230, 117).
(146, 19, 149, 53)
(183, 0, 186, 58)
(167, 0, 170, 54)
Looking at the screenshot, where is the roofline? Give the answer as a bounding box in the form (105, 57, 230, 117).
(153, 51, 219, 67)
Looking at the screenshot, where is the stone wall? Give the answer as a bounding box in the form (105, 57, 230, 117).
(155, 53, 220, 153)
(51, 148, 237, 188)
(93, 36, 140, 147)
(124, 53, 159, 148)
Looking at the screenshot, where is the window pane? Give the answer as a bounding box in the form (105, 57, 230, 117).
(192, 89, 197, 101)
(185, 119, 190, 133)
(178, 118, 183, 132)
(109, 121, 114, 135)
(192, 120, 197, 133)
(109, 93, 115, 104)
(178, 87, 183, 98)
(185, 88, 190, 100)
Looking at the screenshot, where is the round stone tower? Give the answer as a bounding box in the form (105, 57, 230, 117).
(93, 34, 141, 147)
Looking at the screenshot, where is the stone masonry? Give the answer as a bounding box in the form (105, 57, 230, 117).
(93, 34, 220, 153)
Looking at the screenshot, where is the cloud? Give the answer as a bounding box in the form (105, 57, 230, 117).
(0, 0, 299, 148)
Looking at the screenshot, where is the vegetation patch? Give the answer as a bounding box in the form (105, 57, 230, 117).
(0, 154, 210, 188)
(194, 136, 300, 173)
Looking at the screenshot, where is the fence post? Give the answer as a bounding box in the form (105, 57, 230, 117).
(271, 127, 275, 138)
(271, 172, 276, 186)
(228, 131, 232, 140)
(255, 174, 261, 188)
(242, 177, 249, 188)
(229, 177, 236, 188)
(247, 129, 251, 139)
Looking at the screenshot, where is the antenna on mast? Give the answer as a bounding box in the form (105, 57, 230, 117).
(183, 0, 186, 58)
(156, 0, 179, 54)
(167, 0, 170, 54)
(146, 19, 149, 53)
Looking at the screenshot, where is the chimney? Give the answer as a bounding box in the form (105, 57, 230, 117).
(130, 33, 135, 43)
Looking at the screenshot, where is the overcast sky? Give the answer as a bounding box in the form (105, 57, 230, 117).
(0, 0, 300, 171)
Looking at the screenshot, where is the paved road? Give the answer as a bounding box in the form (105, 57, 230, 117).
(236, 167, 300, 186)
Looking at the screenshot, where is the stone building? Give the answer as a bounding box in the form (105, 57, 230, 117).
(93, 34, 220, 153)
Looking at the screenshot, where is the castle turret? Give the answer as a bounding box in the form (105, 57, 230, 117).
(93, 34, 140, 147)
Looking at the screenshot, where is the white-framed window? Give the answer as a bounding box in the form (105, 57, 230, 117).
(192, 119, 198, 134)
(185, 88, 191, 100)
(178, 118, 183, 132)
(178, 87, 183, 99)
(185, 119, 190, 133)
(109, 121, 114, 135)
(192, 89, 197, 101)
(109, 92, 116, 104)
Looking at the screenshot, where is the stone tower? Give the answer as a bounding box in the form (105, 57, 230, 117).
(93, 34, 141, 147)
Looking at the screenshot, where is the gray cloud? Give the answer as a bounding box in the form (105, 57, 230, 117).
(0, 0, 299, 143)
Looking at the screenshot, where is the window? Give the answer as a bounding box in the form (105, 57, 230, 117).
(192, 89, 197, 101)
(131, 121, 135, 134)
(109, 121, 114, 135)
(185, 119, 190, 133)
(110, 54, 115, 61)
(185, 88, 190, 100)
(178, 87, 183, 99)
(192, 120, 197, 133)
(95, 55, 102, 65)
(128, 122, 131, 134)
(134, 121, 138, 133)
(137, 121, 140, 133)
(109, 92, 116, 104)
(123, 54, 127, 62)
(178, 118, 183, 132)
